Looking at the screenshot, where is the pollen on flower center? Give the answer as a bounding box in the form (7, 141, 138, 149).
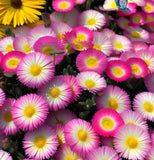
(34, 136, 46, 148)
(6, 44, 13, 52)
(108, 98, 119, 110)
(30, 65, 42, 76)
(59, 2, 70, 9)
(77, 129, 88, 142)
(42, 46, 55, 55)
(4, 111, 13, 122)
(126, 136, 138, 149)
(114, 41, 123, 49)
(87, 18, 96, 25)
(24, 105, 36, 118)
(132, 64, 141, 74)
(23, 42, 33, 53)
(112, 67, 124, 77)
(76, 33, 87, 41)
(7, 58, 20, 68)
(102, 117, 114, 130)
(144, 101, 153, 113)
(134, 15, 141, 23)
(50, 87, 61, 98)
(145, 3, 153, 12)
(11, 0, 22, 9)
(84, 79, 96, 89)
(93, 44, 102, 51)
(144, 59, 150, 66)
(130, 31, 141, 38)
(86, 57, 98, 68)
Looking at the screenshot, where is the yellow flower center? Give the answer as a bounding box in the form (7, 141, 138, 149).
(133, 15, 141, 23)
(132, 64, 141, 74)
(11, 0, 22, 9)
(122, 22, 128, 28)
(23, 42, 33, 53)
(86, 57, 98, 68)
(58, 33, 64, 40)
(4, 111, 13, 122)
(50, 87, 61, 98)
(73, 41, 84, 50)
(24, 105, 36, 118)
(70, 86, 75, 92)
(59, 2, 70, 9)
(144, 59, 150, 66)
(77, 129, 88, 142)
(93, 44, 102, 51)
(87, 18, 96, 25)
(76, 33, 87, 42)
(7, 58, 20, 68)
(111, 1, 118, 9)
(144, 101, 153, 113)
(108, 98, 119, 110)
(30, 65, 42, 76)
(64, 153, 79, 160)
(84, 80, 96, 89)
(112, 67, 124, 77)
(145, 15, 153, 23)
(126, 137, 138, 149)
(102, 117, 114, 130)
(144, 3, 153, 12)
(57, 134, 65, 146)
(42, 46, 55, 55)
(6, 44, 14, 52)
(126, 122, 135, 125)
(34, 136, 46, 148)
(130, 31, 141, 38)
(114, 41, 123, 49)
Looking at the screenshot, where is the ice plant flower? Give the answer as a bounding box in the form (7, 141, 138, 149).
(16, 52, 55, 89)
(0, 98, 19, 136)
(0, 0, 46, 27)
(64, 118, 99, 157)
(117, 17, 130, 30)
(23, 125, 58, 159)
(114, 124, 150, 160)
(0, 36, 14, 54)
(0, 150, 12, 160)
(126, 57, 149, 78)
(76, 48, 108, 74)
(133, 92, 154, 121)
(106, 60, 131, 82)
(1, 51, 25, 74)
(144, 72, 154, 92)
(96, 85, 131, 113)
(76, 71, 107, 93)
(92, 108, 124, 137)
(38, 76, 72, 111)
(11, 93, 49, 131)
(78, 9, 106, 30)
(120, 110, 148, 130)
(0, 88, 5, 107)
(142, 0, 154, 13)
(85, 146, 120, 160)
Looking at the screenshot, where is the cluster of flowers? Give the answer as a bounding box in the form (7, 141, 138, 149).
(0, 0, 154, 160)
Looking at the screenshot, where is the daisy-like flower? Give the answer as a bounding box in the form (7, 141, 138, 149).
(11, 93, 49, 131)
(23, 125, 58, 159)
(129, 11, 146, 26)
(54, 144, 83, 160)
(0, 36, 14, 54)
(16, 52, 55, 89)
(144, 72, 154, 92)
(64, 118, 99, 157)
(63, 75, 82, 102)
(96, 85, 131, 113)
(92, 31, 113, 56)
(0, 88, 5, 107)
(112, 34, 132, 54)
(46, 109, 77, 126)
(27, 24, 56, 49)
(76, 71, 107, 93)
(76, 48, 108, 74)
(85, 146, 120, 160)
(78, 9, 106, 31)
(124, 26, 150, 42)
(114, 124, 150, 160)
(33, 36, 66, 65)
(92, 108, 124, 137)
(1, 51, 25, 74)
(120, 110, 148, 130)
(0, 0, 46, 27)
(0, 98, 19, 136)
(52, 0, 75, 12)
(103, 0, 118, 11)
(133, 92, 154, 121)
(38, 76, 72, 111)
(13, 36, 33, 54)
(0, 150, 12, 160)
(135, 49, 154, 73)
(106, 60, 131, 82)
(126, 57, 149, 78)
(117, 17, 130, 30)
(142, 0, 154, 13)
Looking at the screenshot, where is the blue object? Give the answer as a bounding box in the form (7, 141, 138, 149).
(115, 0, 131, 12)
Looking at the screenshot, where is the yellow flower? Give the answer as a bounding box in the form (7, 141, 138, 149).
(0, 0, 46, 28)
